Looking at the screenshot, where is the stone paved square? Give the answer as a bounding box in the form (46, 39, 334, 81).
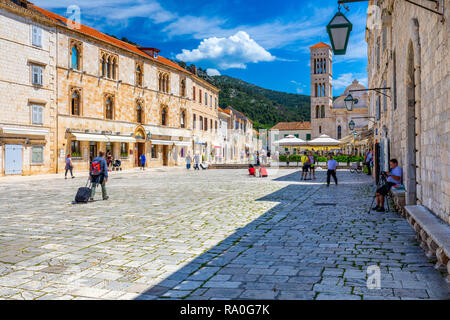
(0, 168, 448, 300)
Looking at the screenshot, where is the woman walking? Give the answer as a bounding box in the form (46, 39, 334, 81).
(65, 154, 75, 179)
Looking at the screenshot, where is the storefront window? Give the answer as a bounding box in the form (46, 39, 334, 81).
(71, 141, 81, 157)
(120, 143, 128, 157)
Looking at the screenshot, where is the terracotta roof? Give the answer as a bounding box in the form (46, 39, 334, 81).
(30, 3, 187, 73)
(309, 42, 331, 49)
(270, 121, 312, 130)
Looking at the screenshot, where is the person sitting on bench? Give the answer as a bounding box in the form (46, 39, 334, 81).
(372, 159, 402, 212)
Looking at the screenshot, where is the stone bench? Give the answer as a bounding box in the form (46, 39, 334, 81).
(390, 189, 406, 213)
(404, 205, 450, 283)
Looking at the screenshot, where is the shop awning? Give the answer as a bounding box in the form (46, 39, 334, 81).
(0, 126, 49, 136)
(71, 132, 109, 142)
(151, 139, 175, 146)
(174, 141, 191, 147)
(107, 135, 136, 143)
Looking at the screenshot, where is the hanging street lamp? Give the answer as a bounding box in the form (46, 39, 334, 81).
(349, 120, 356, 131)
(326, 8, 353, 55)
(344, 94, 355, 111)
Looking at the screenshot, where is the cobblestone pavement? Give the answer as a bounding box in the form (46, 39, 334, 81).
(0, 168, 448, 300)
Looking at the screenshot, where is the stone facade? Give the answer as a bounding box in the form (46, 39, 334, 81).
(0, 0, 226, 175)
(310, 42, 369, 141)
(0, 2, 57, 176)
(366, 0, 449, 223)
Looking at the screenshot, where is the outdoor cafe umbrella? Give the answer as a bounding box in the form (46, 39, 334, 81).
(308, 134, 341, 146)
(273, 135, 306, 146)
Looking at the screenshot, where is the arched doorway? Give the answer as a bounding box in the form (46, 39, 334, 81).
(406, 41, 417, 205)
(134, 127, 146, 167)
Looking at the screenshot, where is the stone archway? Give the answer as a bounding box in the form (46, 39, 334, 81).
(134, 127, 147, 167)
(405, 19, 422, 205)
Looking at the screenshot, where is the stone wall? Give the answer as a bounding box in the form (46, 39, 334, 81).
(366, 0, 449, 223)
(0, 7, 56, 175)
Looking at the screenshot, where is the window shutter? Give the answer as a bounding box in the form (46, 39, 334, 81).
(32, 26, 42, 47)
(38, 106, 43, 124)
(39, 67, 43, 85)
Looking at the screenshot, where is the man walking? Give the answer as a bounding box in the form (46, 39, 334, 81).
(186, 153, 192, 170)
(140, 153, 146, 170)
(326, 154, 338, 186)
(193, 153, 200, 170)
(365, 149, 373, 176)
(89, 151, 109, 201)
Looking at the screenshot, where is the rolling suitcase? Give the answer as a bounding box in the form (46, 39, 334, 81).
(249, 167, 255, 176)
(259, 167, 268, 177)
(75, 178, 92, 203)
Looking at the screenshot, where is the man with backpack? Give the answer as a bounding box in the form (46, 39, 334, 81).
(89, 151, 109, 202)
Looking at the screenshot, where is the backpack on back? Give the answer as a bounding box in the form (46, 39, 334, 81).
(90, 160, 102, 176)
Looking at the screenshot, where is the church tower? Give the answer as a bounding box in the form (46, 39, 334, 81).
(310, 42, 333, 139)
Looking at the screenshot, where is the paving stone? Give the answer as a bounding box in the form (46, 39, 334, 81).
(0, 169, 447, 300)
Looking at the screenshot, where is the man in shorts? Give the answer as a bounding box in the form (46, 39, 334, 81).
(301, 151, 311, 180)
(372, 159, 402, 212)
(308, 151, 316, 180)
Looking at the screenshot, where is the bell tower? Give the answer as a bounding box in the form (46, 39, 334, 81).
(310, 42, 333, 138)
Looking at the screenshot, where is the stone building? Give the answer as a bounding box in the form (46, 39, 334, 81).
(217, 107, 232, 163)
(0, 0, 57, 175)
(332, 80, 369, 140)
(309, 42, 369, 141)
(268, 121, 312, 155)
(310, 42, 334, 139)
(0, 0, 220, 175)
(224, 106, 255, 163)
(366, 0, 449, 223)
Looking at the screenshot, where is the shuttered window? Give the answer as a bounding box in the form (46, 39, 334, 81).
(32, 26, 42, 47)
(31, 104, 43, 125)
(32, 146, 44, 164)
(32, 65, 43, 85)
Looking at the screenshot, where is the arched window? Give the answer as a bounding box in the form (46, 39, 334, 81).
(199, 116, 203, 130)
(161, 107, 168, 126)
(315, 83, 318, 97)
(321, 105, 325, 118)
(71, 90, 80, 115)
(136, 63, 143, 86)
(319, 126, 322, 134)
(136, 103, 143, 123)
(180, 110, 186, 128)
(106, 57, 112, 78)
(315, 105, 320, 118)
(105, 96, 113, 120)
(112, 57, 117, 80)
(180, 79, 186, 96)
(101, 55, 107, 77)
(337, 125, 342, 139)
(71, 46, 80, 70)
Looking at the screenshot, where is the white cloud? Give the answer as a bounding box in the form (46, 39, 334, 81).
(207, 68, 221, 76)
(333, 73, 368, 92)
(176, 31, 275, 70)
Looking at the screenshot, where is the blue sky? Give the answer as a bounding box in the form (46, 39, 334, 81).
(34, 0, 369, 95)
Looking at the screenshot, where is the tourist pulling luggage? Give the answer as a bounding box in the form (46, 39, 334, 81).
(75, 178, 92, 203)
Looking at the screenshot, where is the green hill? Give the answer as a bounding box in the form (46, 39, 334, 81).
(205, 75, 311, 130)
(173, 62, 312, 130)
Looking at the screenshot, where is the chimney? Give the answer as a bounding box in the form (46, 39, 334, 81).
(139, 47, 160, 59)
